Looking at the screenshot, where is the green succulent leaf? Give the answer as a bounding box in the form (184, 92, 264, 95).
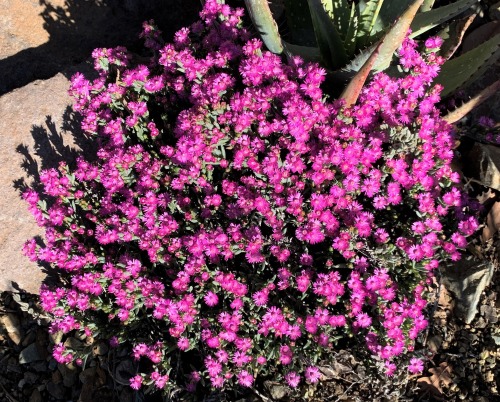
(341, 43, 378, 72)
(437, 13, 476, 60)
(244, 0, 284, 54)
(437, 32, 500, 96)
(420, 0, 436, 12)
(344, 2, 360, 56)
(410, 0, 479, 38)
(341, 0, 422, 73)
(327, 0, 353, 40)
(341, 41, 382, 106)
(284, 0, 317, 46)
(378, 0, 415, 27)
(307, 0, 348, 69)
(283, 41, 322, 63)
(357, 0, 385, 47)
(372, 0, 424, 71)
(444, 80, 500, 124)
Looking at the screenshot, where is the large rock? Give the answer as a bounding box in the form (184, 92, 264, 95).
(0, 73, 79, 294)
(441, 257, 495, 324)
(0, 0, 60, 59)
(0, 0, 200, 94)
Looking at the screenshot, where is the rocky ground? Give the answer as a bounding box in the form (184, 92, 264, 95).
(0, 241, 499, 402)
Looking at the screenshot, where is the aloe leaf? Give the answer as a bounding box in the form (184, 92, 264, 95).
(443, 80, 500, 124)
(357, 0, 385, 46)
(307, 0, 348, 69)
(461, 21, 500, 52)
(378, 0, 414, 27)
(341, 43, 377, 72)
(283, 41, 322, 63)
(244, 0, 284, 54)
(438, 14, 476, 60)
(284, 0, 317, 46)
(437, 33, 500, 96)
(420, 0, 435, 12)
(328, 0, 354, 39)
(344, 3, 359, 57)
(340, 41, 382, 106)
(410, 0, 478, 38)
(372, 0, 424, 72)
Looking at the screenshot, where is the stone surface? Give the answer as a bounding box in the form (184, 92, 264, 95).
(0, 0, 201, 94)
(29, 388, 43, 402)
(46, 380, 66, 399)
(442, 257, 495, 324)
(114, 360, 135, 384)
(0, 73, 78, 294)
(463, 143, 500, 191)
(58, 362, 78, 387)
(264, 381, 288, 400)
(0, 313, 24, 345)
(19, 343, 44, 364)
(0, 0, 201, 295)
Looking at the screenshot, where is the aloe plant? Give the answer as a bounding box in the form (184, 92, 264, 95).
(243, 0, 500, 100)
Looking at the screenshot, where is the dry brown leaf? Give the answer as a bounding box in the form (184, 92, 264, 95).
(418, 362, 454, 400)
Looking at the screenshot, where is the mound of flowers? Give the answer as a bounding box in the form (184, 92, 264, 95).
(23, 0, 478, 396)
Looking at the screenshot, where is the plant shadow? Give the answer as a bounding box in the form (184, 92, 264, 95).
(0, 0, 201, 95)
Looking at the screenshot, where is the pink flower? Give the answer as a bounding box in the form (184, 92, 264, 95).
(130, 375, 143, 390)
(425, 36, 443, 49)
(305, 366, 321, 383)
(252, 290, 268, 306)
(408, 358, 424, 374)
(285, 371, 301, 388)
(204, 291, 219, 307)
(385, 362, 397, 376)
(177, 337, 190, 351)
(355, 313, 372, 328)
(237, 370, 254, 387)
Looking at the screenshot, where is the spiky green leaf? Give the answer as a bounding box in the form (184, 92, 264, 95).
(344, 2, 359, 56)
(341, 43, 378, 72)
(341, 41, 382, 106)
(420, 0, 436, 12)
(244, 0, 283, 54)
(378, 0, 414, 27)
(283, 41, 322, 63)
(357, 0, 385, 46)
(284, 0, 317, 46)
(410, 0, 478, 38)
(307, 0, 348, 69)
(437, 14, 476, 60)
(372, 0, 424, 72)
(327, 0, 353, 39)
(444, 80, 500, 124)
(437, 33, 500, 96)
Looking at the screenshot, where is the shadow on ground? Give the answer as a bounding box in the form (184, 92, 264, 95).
(0, 0, 200, 95)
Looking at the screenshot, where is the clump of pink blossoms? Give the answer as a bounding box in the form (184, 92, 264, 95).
(23, 0, 478, 396)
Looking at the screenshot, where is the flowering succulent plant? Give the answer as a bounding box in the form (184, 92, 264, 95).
(23, 0, 478, 397)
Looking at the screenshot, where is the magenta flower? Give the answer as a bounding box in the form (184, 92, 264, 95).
(129, 375, 143, 390)
(204, 291, 219, 307)
(237, 370, 254, 387)
(305, 366, 321, 383)
(285, 371, 301, 388)
(408, 358, 424, 374)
